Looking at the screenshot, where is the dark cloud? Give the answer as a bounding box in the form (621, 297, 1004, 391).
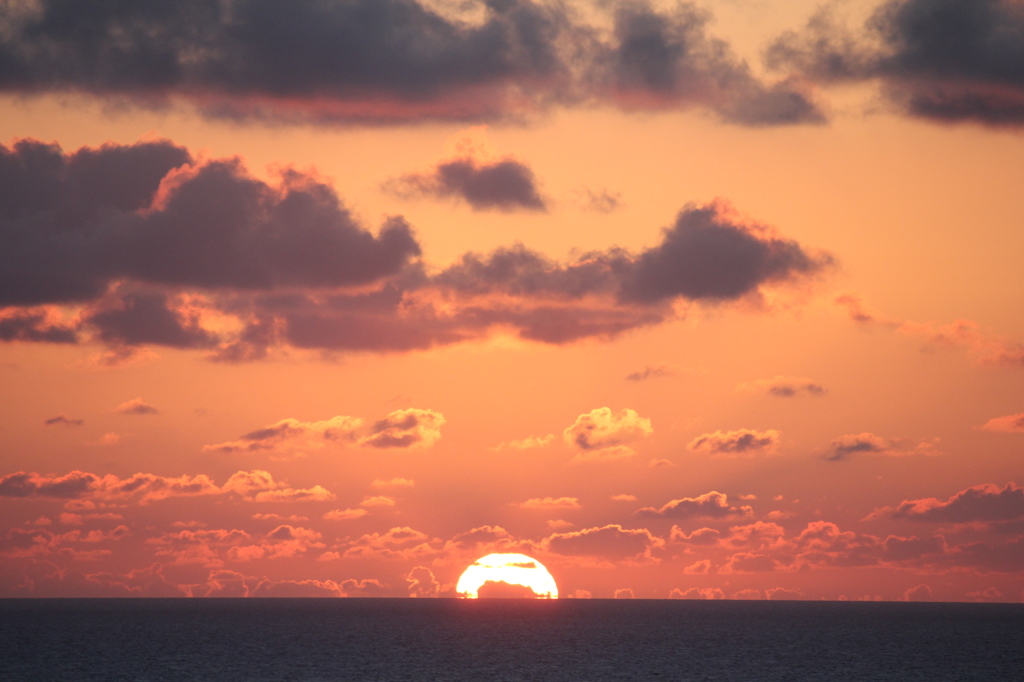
(824, 432, 887, 461)
(740, 376, 826, 397)
(0, 310, 77, 343)
(625, 365, 676, 381)
(621, 204, 831, 303)
(767, 0, 1024, 125)
(688, 428, 781, 456)
(0, 139, 421, 306)
(869, 482, 1024, 523)
(0, 136, 829, 357)
(0, 471, 99, 499)
(388, 157, 546, 211)
(0, 0, 823, 126)
(43, 415, 83, 427)
(598, 1, 824, 126)
(636, 491, 752, 519)
(360, 408, 445, 449)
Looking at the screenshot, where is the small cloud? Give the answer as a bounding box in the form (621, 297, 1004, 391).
(569, 589, 592, 599)
(115, 398, 159, 415)
(492, 434, 555, 451)
(547, 519, 574, 530)
(766, 587, 806, 601)
(649, 458, 673, 468)
(670, 587, 724, 599)
(96, 432, 121, 446)
(636, 492, 752, 520)
(737, 376, 826, 398)
(360, 408, 445, 449)
(205, 415, 363, 455)
(44, 415, 83, 427)
(360, 496, 396, 508)
(90, 346, 160, 369)
(371, 478, 415, 488)
(323, 508, 369, 521)
(682, 560, 712, 575)
(625, 365, 677, 382)
(614, 588, 635, 599)
(823, 433, 940, 461)
(611, 494, 637, 502)
(518, 497, 580, 510)
(564, 407, 652, 461)
(980, 413, 1024, 434)
(573, 188, 622, 214)
(903, 584, 933, 602)
(689, 429, 781, 457)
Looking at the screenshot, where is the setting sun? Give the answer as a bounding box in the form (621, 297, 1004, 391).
(456, 554, 559, 599)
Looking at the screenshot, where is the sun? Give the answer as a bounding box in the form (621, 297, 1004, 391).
(456, 553, 559, 599)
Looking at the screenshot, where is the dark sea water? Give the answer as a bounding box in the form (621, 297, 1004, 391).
(1, 599, 1021, 681)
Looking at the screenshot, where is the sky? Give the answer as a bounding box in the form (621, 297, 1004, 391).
(1, 0, 1023, 601)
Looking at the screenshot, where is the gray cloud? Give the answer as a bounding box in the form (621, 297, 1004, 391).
(870, 482, 1024, 523)
(43, 415, 83, 427)
(388, 158, 547, 211)
(0, 140, 421, 307)
(767, 0, 1024, 125)
(636, 491, 752, 519)
(0, 0, 824, 126)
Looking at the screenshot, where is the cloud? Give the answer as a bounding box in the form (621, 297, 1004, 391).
(0, 139, 420, 307)
(360, 496, 396, 508)
(682, 560, 712, 575)
(867, 482, 1024, 524)
(323, 508, 369, 521)
(0, 309, 77, 344)
(371, 477, 415, 488)
(981, 413, 1024, 434)
(625, 365, 677, 382)
(518, 497, 580, 510)
(0, 468, 333, 504)
(574, 188, 622, 214)
(344, 527, 436, 560)
(387, 157, 547, 211)
(116, 398, 159, 416)
(765, 587, 805, 601)
(823, 433, 940, 461)
(360, 408, 445, 449)
(0, 0, 824, 126)
(543, 524, 664, 560)
(903, 584, 933, 602)
(688, 429, 780, 457)
(43, 415, 83, 427)
(611, 494, 637, 502)
(670, 587, 724, 599)
(897, 319, 1024, 368)
(670, 527, 722, 546)
(443, 525, 520, 554)
(720, 552, 780, 573)
(636, 491, 752, 519)
(492, 434, 555, 451)
(563, 407, 652, 460)
(407, 566, 440, 598)
(738, 376, 826, 398)
(205, 416, 363, 454)
(767, 0, 1024, 126)
(613, 588, 635, 599)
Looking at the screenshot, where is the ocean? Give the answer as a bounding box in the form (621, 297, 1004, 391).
(1, 599, 1021, 681)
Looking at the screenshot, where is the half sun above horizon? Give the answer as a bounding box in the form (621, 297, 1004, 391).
(456, 553, 559, 599)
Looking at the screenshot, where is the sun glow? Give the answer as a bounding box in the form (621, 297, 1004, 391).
(456, 553, 559, 599)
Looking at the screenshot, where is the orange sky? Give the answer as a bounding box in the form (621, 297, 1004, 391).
(1, 0, 1023, 602)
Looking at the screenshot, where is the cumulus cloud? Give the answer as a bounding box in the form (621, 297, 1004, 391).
(115, 398, 159, 416)
(823, 433, 940, 461)
(867, 482, 1024, 524)
(387, 156, 547, 211)
(407, 566, 440, 598)
(670, 527, 722, 546)
(767, 0, 1024, 126)
(0, 140, 420, 307)
(720, 552, 781, 573)
(371, 477, 415, 488)
(205, 416, 363, 454)
(980, 413, 1024, 434)
(670, 587, 724, 599)
(688, 429, 780, 457)
(544, 524, 664, 560)
(0, 309, 77, 343)
(492, 434, 556, 451)
(636, 491, 752, 519)
(563, 407, 652, 460)
(343, 527, 436, 560)
(0, 468, 333, 504)
(360, 408, 445, 449)
(0, 0, 824, 126)
(738, 376, 826, 398)
(613, 588, 635, 599)
(323, 508, 369, 521)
